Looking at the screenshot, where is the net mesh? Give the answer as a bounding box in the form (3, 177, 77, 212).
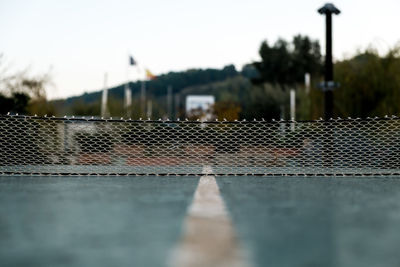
(1, 114, 400, 176)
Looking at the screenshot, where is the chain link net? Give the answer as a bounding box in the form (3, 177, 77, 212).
(1, 114, 400, 176)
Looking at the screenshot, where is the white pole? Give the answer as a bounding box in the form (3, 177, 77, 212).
(101, 73, 109, 117)
(124, 83, 132, 116)
(167, 86, 172, 119)
(125, 85, 131, 108)
(124, 55, 132, 117)
(174, 93, 180, 120)
(290, 89, 296, 131)
(305, 73, 311, 94)
(141, 78, 146, 117)
(146, 100, 152, 119)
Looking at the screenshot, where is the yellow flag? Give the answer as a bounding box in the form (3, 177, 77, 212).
(145, 69, 156, 80)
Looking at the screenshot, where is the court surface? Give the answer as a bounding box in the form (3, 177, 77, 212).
(1, 175, 400, 267)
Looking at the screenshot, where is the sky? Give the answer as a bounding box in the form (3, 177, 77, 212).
(0, 0, 399, 99)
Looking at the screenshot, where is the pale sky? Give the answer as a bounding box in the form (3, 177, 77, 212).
(0, 0, 399, 99)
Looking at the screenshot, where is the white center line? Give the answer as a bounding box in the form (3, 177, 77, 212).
(168, 166, 251, 267)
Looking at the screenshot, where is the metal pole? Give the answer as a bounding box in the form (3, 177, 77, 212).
(146, 100, 152, 119)
(318, 3, 340, 120)
(125, 83, 131, 117)
(290, 89, 296, 131)
(318, 3, 340, 169)
(101, 73, 109, 117)
(125, 57, 132, 117)
(141, 80, 146, 117)
(305, 73, 310, 94)
(325, 12, 333, 120)
(167, 86, 172, 119)
(174, 93, 180, 120)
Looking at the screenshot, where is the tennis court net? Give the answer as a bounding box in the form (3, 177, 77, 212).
(1, 114, 399, 176)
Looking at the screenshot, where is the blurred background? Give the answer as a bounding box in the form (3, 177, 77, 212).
(0, 0, 399, 120)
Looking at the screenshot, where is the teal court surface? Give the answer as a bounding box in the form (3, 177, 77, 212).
(1, 174, 400, 267)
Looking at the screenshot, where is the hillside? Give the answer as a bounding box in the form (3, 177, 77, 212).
(53, 65, 242, 117)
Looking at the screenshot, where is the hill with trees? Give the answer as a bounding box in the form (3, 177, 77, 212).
(53, 65, 240, 118)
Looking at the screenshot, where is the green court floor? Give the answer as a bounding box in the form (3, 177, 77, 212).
(1, 176, 400, 267)
(0, 176, 199, 267)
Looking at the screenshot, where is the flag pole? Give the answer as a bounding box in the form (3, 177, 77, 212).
(101, 72, 109, 117)
(290, 88, 295, 131)
(125, 55, 133, 117)
(146, 100, 152, 118)
(167, 85, 172, 119)
(140, 66, 146, 117)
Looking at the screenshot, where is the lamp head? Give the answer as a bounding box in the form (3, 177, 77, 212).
(318, 3, 341, 15)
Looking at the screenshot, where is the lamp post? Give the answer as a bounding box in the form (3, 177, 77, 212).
(318, 3, 340, 120)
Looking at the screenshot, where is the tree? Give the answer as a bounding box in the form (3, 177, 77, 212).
(213, 101, 241, 121)
(292, 35, 323, 83)
(253, 35, 323, 89)
(0, 54, 55, 115)
(250, 35, 323, 120)
(0, 92, 30, 114)
(253, 39, 292, 89)
(240, 83, 283, 120)
(334, 47, 400, 117)
(70, 99, 100, 116)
